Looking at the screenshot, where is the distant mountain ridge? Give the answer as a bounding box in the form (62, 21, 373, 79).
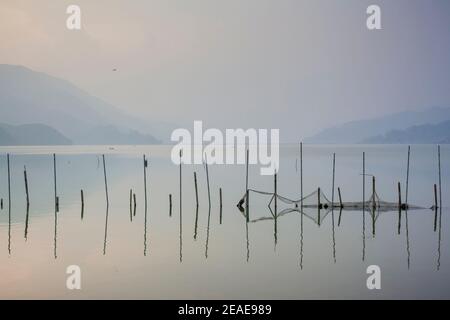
(305, 106, 450, 144)
(0, 123, 72, 146)
(0, 64, 165, 145)
(362, 120, 450, 144)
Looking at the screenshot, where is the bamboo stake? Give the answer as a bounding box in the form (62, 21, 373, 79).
(133, 193, 137, 216)
(53, 154, 58, 212)
(169, 194, 172, 217)
(245, 148, 249, 222)
(179, 150, 183, 263)
(102, 155, 109, 207)
(143, 155, 148, 212)
(434, 184, 438, 232)
(194, 203, 199, 240)
(372, 176, 376, 210)
(219, 187, 223, 224)
(405, 145, 410, 207)
(52, 154, 57, 259)
(130, 189, 133, 221)
(362, 152, 366, 262)
(143, 155, 148, 256)
(24, 166, 29, 206)
(317, 187, 321, 226)
(300, 142, 303, 210)
(362, 152, 365, 210)
(332, 153, 335, 208)
(372, 176, 376, 236)
(23, 165, 30, 240)
(205, 155, 211, 209)
(194, 172, 199, 207)
(438, 145, 442, 221)
(7, 154, 11, 255)
(24, 202, 30, 240)
(398, 182, 402, 235)
(81, 189, 84, 220)
(338, 187, 343, 226)
(274, 171, 277, 218)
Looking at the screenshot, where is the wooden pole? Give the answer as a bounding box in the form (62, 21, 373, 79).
(205, 155, 211, 209)
(143, 155, 148, 256)
(332, 153, 335, 208)
(194, 172, 199, 207)
(7, 154, 11, 255)
(362, 152, 366, 262)
(372, 176, 376, 236)
(372, 176, 376, 210)
(169, 194, 172, 217)
(24, 166, 30, 207)
(133, 193, 137, 216)
(102, 155, 109, 256)
(274, 171, 277, 218)
(24, 201, 30, 240)
(405, 145, 410, 207)
(362, 152, 365, 209)
(102, 155, 109, 207)
(81, 189, 84, 220)
(194, 204, 199, 240)
(143, 155, 148, 212)
(398, 182, 402, 235)
(434, 184, 438, 232)
(53, 154, 58, 212)
(129, 189, 133, 221)
(52, 154, 57, 259)
(438, 145, 442, 221)
(7, 154, 11, 208)
(300, 142, 303, 211)
(179, 150, 183, 263)
(338, 187, 343, 226)
(245, 148, 249, 222)
(317, 187, 321, 226)
(219, 187, 223, 224)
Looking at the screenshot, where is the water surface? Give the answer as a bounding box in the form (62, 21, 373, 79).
(0, 145, 449, 299)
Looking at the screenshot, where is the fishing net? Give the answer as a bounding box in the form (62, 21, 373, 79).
(237, 185, 424, 225)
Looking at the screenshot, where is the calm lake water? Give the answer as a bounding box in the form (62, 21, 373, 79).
(0, 144, 449, 299)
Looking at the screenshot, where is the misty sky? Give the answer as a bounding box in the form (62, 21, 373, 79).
(1, 0, 449, 141)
